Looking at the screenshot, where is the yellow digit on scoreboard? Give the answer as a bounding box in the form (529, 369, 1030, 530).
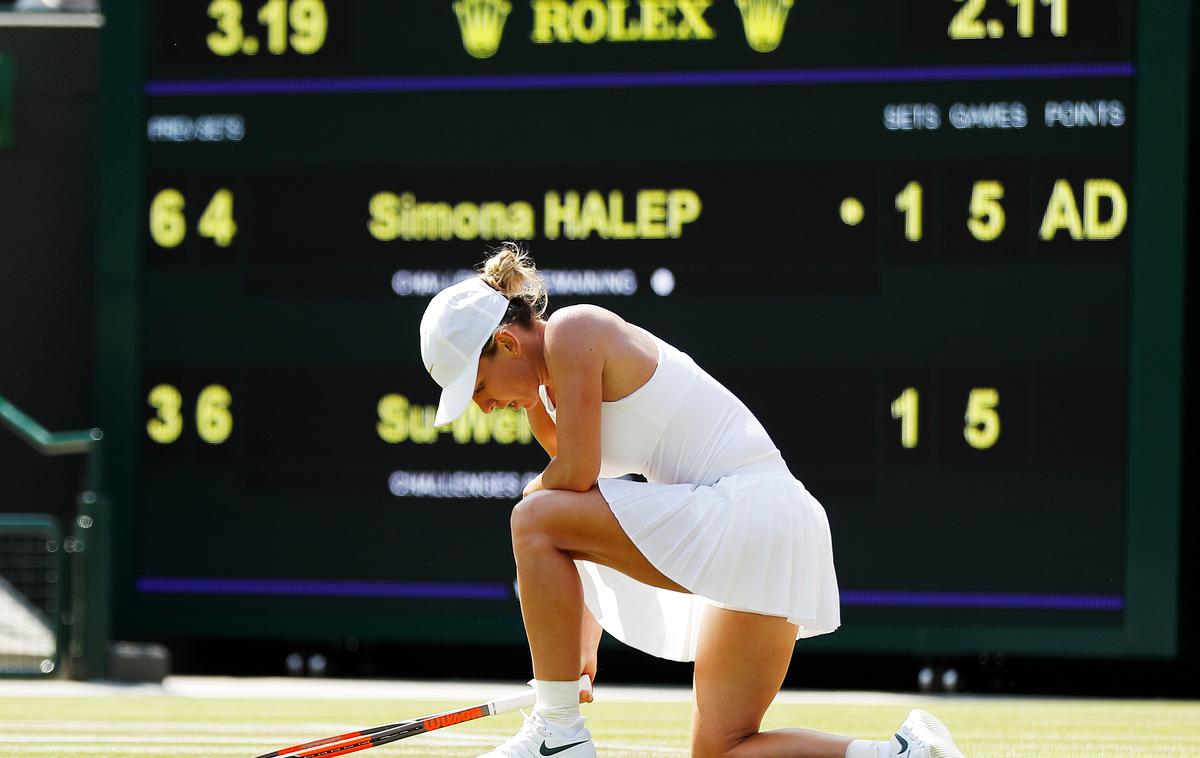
(891, 387, 920, 449)
(149, 189, 187, 249)
(951, 0, 1068, 40)
(257, 0, 289, 54)
(146, 384, 184, 444)
(964, 388, 1001, 449)
(196, 384, 234, 445)
(198, 189, 238, 247)
(948, 0, 987, 40)
(147, 384, 234, 444)
(968, 180, 1006, 242)
(288, 0, 328, 55)
(894, 181, 923, 242)
(150, 188, 238, 249)
(206, 0, 246, 57)
(207, 0, 327, 57)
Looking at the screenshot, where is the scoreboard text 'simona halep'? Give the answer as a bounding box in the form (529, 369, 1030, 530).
(95, 1, 1188, 657)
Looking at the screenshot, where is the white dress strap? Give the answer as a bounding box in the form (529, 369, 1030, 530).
(537, 384, 556, 421)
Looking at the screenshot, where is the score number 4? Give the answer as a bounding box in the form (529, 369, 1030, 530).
(150, 188, 237, 249)
(891, 387, 1000, 450)
(208, 0, 327, 57)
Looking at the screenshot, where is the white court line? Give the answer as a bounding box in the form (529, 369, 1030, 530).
(1, 735, 286, 744)
(0, 734, 496, 745)
(0, 720, 356, 734)
(0, 719, 688, 753)
(1, 748, 404, 756)
(0, 675, 935, 706)
(0, 732, 688, 755)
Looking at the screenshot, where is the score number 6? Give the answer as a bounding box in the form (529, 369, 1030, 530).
(147, 384, 234, 445)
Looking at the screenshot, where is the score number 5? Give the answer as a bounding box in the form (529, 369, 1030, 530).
(891, 387, 1001, 450)
(895, 180, 1005, 242)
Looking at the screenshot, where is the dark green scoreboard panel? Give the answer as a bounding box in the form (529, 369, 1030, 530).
(96, 1, 1189, 657)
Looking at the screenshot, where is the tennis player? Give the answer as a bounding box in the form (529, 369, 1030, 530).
(419, 243, 964, 758)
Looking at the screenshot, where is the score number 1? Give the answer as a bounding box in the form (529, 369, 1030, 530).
(893, 179, 1127, 243)
(949, 0, 1068, 40)
(207, 0, 327, 57)
(892, 387, 1001, 450)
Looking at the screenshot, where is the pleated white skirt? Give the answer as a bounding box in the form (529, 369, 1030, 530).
(576, 472, 841, 662)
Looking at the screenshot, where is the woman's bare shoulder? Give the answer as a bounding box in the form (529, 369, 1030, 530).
(544, 305, 655, 372)
(544, 304, 623, 349)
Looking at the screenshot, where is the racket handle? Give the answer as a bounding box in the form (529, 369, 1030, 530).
(488, 688, 535, 716)
(491, 675, 593, 716)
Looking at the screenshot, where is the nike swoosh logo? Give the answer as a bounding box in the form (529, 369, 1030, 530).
(894, 733, 909, 754)
(540, 739, 589, 756)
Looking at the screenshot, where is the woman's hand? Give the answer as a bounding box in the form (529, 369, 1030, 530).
(579, 608, 603, 703)
(579, 650, 597, 703)
(522, 472, 546, 498)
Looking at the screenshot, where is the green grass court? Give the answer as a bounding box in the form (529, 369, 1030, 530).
(1, 678, 1197, 757)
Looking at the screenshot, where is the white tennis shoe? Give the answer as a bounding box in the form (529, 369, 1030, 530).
(887, 709, 965, 758)
(476, 709, 595, 758)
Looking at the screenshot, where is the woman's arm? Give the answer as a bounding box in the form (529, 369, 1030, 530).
(521, 395, 557, 497)
(525, 398, 557, 458)
(538, 312, 604, 493)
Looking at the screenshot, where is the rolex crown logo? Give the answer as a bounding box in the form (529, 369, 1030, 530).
(453, 0, 512, 59)
(735, 0, 793, 53)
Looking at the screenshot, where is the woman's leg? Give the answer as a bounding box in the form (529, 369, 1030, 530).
(509, 486, 688, 681)
(692, 604, 856, 758)
(511, 486, 868, 757)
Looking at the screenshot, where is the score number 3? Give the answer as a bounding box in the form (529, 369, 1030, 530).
(207, 0, 328, 57)
(147, 384, 234, 445)
(891, 387, 1001, 450)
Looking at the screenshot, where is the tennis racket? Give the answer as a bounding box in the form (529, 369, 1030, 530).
(253, 675, 592, 758)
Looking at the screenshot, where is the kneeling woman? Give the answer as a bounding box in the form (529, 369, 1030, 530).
(419, 244, 963, 758)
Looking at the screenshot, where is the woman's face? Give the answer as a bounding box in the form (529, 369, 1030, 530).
(471, 328, 539, 413)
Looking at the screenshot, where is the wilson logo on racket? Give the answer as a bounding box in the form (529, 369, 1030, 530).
(423, 706, 487, 730)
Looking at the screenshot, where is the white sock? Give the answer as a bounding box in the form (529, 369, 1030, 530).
(533, 679, 582, 729)
(844, 738, 890, 758)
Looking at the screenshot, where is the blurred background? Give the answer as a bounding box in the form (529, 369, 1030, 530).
(0, 0, 1195, 698)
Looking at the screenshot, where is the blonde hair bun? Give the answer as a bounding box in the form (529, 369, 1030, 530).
(478, 242, 548, 319)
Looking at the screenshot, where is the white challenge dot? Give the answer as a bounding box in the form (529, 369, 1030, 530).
(650, 268, 676, 296)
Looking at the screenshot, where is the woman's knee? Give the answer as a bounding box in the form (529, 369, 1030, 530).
(510, 490, 558, 547)
(691, 725, 756, 758)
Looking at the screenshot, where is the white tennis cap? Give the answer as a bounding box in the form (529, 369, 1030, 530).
(420, 277, 510, 426)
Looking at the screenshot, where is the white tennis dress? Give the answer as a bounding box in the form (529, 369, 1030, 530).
(537, 326, 841, 662)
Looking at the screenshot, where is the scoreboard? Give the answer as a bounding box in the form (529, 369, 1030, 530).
(96, 1, 1189, 657)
